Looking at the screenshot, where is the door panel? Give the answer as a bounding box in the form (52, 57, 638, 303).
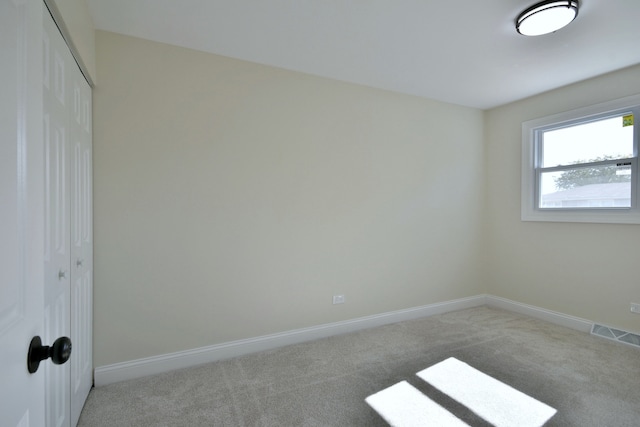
(43, 7, 93, 426)
(43, 9, 71, 427)
(1, 3, 92, 425)
(0, 0, 45, 425)
(70, 66, 92, 427)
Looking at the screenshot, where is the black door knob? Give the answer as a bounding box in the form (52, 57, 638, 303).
(27, 336, 72, 374)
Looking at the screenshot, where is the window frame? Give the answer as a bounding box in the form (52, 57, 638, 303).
(522, 94, 640, 224)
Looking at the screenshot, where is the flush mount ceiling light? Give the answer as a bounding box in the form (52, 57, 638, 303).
(516, 0, 579, 36)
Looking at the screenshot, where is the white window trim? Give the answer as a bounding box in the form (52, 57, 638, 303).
(522, 93, 640, 224)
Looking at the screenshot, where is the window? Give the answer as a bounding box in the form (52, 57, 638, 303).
(522, 94, 640, 223)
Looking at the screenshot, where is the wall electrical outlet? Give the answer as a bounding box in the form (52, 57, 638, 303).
(631, 303, 640, 314)
(332, 294, 345, 305)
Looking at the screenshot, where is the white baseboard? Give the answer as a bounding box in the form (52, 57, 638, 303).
(94, 294, 595, 386)
(485, 295, 593, 333)
(94, 295, 486, 386)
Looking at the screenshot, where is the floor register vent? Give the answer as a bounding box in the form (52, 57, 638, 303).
(591, 324, 640, 349)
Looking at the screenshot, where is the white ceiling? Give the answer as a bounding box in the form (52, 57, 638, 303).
(86, 0, 640, 109)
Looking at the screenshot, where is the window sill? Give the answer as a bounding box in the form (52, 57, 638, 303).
(521, 209, 640, 224)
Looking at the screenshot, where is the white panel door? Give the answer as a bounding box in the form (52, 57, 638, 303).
(0, 0, 46, 426)
(69, 46, 93, 427)
(43, 7, 93, 426)
(43, 9, 71, 427)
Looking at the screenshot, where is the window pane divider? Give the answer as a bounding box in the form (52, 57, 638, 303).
(539, 157, 635, 173)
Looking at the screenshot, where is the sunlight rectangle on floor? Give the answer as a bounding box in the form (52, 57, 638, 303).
(417, 357, 556, 427)
(366, 381, 470, 427)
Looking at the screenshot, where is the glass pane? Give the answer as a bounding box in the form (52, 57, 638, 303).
(542, 115, 633, 167)
(539, 164, 632, 209)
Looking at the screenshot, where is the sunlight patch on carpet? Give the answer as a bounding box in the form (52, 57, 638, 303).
(366, 357, 556, 426)
(417, 357, 556, 427)
(365, 381, 470, 427)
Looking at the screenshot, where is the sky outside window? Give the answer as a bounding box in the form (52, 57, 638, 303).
(542, 116, 633, 168)
(540, 115, 633, 195)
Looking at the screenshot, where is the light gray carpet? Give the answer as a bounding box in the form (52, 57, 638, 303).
(78, 307, 640, 426)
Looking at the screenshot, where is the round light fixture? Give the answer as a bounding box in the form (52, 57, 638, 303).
(516, 0, 579, 36)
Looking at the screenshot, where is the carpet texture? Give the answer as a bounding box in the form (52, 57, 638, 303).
(78, 307, 640, 426)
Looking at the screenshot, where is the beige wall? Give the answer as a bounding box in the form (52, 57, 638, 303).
(93, 31, 485, 367)
(485, 64, 640, 333)
(47, 0, 96, 83)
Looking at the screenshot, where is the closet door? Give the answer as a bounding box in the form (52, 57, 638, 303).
(69, 51, 92, 427)
(43, 8, 92, 427)
(43, 9, 71, 427)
